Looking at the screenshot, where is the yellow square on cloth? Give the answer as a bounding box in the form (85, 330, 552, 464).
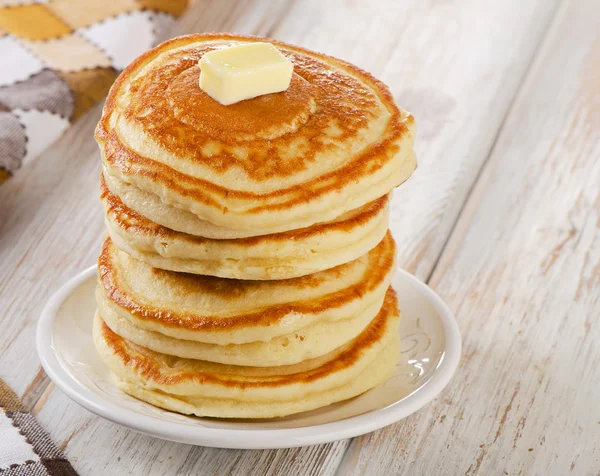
(138, 0, 189, 16)
(0, 4, 72, 41)
(23, 33, 112, 72)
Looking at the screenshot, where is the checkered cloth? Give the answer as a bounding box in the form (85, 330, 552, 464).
(0, 379, 77, 476)
(0, 0, 190, 185)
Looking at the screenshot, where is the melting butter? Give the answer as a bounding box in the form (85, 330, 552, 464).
(199, 42, 293, 106)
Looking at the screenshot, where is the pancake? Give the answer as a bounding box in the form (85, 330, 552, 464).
(96, 232, 395, 347)
(104, 170, 357, 240)
(101, 174, 389, 280)
(94, 289, 400, 418)
(96, 33, 416, 236)
(98, 296, 381, 366)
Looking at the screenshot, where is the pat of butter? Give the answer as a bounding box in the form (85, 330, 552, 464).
(199, 42, 293, 106)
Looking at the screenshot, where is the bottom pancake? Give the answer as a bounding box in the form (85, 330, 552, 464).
(94, 289, 400, 419)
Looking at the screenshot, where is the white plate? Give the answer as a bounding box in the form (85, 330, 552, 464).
(36, 266, 461, 449)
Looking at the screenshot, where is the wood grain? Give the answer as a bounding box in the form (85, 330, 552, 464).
(337, 0, 600, 474)
(0, 0, 583, 474)
(0, 105, 105, 398)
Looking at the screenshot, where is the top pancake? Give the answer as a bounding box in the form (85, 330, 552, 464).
(96, 33, 416, 233)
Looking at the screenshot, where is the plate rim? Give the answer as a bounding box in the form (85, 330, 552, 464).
(36, 265, 461, 449)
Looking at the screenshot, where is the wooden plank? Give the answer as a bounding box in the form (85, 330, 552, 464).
(33, 388, 348, 476)
(336, 0, 600, 474)
(0, 0, 561, 473)
(270, 0, 560, 278)
(0, 105, 105, 398)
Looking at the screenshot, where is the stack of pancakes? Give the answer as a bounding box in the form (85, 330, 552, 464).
(93, 33, 416, 419)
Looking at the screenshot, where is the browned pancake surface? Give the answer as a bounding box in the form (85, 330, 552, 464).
(96, 33, 415, 219)
(97, 232, 396, 333)
(98, 288, 398, 388)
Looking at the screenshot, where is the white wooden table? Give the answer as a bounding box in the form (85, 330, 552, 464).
(1, 0, 599, 474)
